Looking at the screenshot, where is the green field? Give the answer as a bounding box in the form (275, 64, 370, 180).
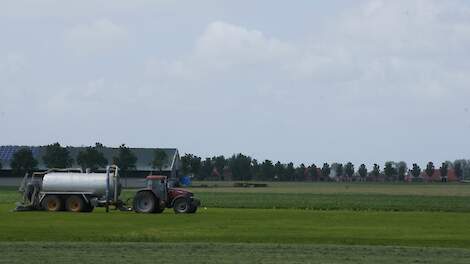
(191, 181, 470, 196)
(1, 242, 470, 264)
(1, 183, 470, 263)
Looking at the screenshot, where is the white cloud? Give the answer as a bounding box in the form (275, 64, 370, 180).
(64, 19, 128, 55)
(147, 2, 470, 100)
(147, 21, 294, 80)
(0, 52, 27, 76)
(194, 21, 293, 68)
(289, 0, 470, 100)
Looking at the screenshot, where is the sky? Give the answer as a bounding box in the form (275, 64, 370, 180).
(1, 0, 470, 167)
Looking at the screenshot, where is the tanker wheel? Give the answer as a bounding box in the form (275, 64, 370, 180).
(133, 192, 156, 213)
(65, 195, 85, 212)
(173, 198, 190, 214)
(42, 195, 63, 212)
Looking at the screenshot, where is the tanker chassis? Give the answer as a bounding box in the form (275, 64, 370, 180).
(15, 165, 200, 214)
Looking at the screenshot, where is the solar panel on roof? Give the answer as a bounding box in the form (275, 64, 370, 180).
(0, 146, 17, 160)
(0, 146, 35, 160)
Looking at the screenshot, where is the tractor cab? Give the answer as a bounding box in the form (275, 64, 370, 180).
(145, 175, 168, 203)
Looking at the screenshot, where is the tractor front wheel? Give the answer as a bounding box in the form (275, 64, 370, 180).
(173, 198, 190, 214)
(133, 192, 156, 213)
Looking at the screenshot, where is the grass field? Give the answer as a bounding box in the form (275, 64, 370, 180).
(1, 242, 470, 264)
(4, 185, 470, 212)
(1, 183, 470, 263)
(190, 181, 470, 196)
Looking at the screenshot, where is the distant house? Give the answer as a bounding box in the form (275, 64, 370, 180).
(305, 167, 322, 181)
(0, 145, 181, 178)
(421, 168, 457, 182)
(207, 166, 232, 181)
(405, 168, 458, 182)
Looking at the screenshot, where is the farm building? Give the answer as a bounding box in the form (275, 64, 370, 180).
(0, 145, 181, 178)
(404, 169, 458, 182)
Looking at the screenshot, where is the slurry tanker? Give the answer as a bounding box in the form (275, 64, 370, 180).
(15, 165, 200, 214)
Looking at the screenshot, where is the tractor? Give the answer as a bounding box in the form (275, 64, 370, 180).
(133, 175, 200, 214)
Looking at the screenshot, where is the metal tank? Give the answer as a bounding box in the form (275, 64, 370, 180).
(42, 172, 121, 198)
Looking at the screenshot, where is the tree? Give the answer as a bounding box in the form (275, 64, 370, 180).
(76, 145, 108, 171)
(180, 154, 193, 175)
(213, 156, 227, 179)
(384, 162, 397, 181)
(10, 148, 38, 176)
(358, 164, 367, 180)
(42, 142, 73, 168)
(454, 160, 465, 180)
(285, 162, 295, 181)
(439, 162, 448, 182)
(425, 162, 435, 181)
(151, 149, 168, 174)
(321, 163, 331, 181)
(199, 157, 213, 180)
(260, 160, 275, 181)
(251, 159, 261, 180)
(372, 164, 380, 181)
(295, 163, 306, 181)
(228, 153, 252, 181)
(397, 161, 407, 181)
(309, 163, 318, 181)
(190, 155, 202, 178)
(0, 159, 2, 170)
(344, 162, 354, 181)
(331, 163, 343, 179)
(112, 144, 137, 176)
(274, 161, 285, 181)
(411, 163, 421, 178)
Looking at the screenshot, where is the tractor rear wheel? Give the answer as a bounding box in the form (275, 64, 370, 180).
(173, 198, 190, 214)
(65, 195, 86, 212)
(42, 195, 63, 212)
(133, 192, 156, 213)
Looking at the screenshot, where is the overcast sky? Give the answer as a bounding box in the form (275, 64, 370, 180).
(1, 0, 470, 166)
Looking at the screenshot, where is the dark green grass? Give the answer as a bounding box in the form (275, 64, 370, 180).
(128, 191, 470, 212)
(2, 187, 470, 212)
(191, 181, 470, 196)
(1, 205, 470, 249)
(197, 192, 470, 212)
(1, 242, 470, 264)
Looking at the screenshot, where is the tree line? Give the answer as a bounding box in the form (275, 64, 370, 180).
(180, 154, 469, 182)
(2, 143, 469, 181)
(2, 143, 167, 177)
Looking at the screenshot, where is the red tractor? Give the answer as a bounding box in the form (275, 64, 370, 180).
(133, 175, 200, 214)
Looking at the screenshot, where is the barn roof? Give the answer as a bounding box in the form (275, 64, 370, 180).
(0, 145, 179, 171)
